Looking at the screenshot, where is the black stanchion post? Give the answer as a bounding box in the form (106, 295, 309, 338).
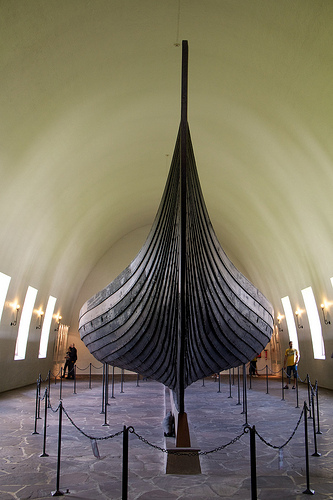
(48, 370, 51, 398)
(217, 372, 221, 393)
(122, 425, 129, 500)
(41, 388, 49, 457)
(103, 386, 109, 427)
(315, 381, 322, 434)
(250, 425, 257, 500)
(89, 363, 92, 389)
(121, 368, 124, 393)
(281, 368, 285, 401)
(136, 373, 140, 387)
(237, 366, 241, 405)
(59, 369, 63, 401)
(37, 377, 42, 419)
(101, 364, 105, 414)
(111, 365, 115, 399)
(52, 401, 65, 496)
(105, 364, 109, 408)
(228, 369, 232, 398)
(311, 390, 321, 457)
(32, 380, 40, 435)
(202, 377, 205, 387)
(307, 374, 312, 419)
(303, 402, 314, 495)
(295, 372, 299, 408)
(265, 365, 269, 394)
(73, 365, 77, 394)
(242, 364, 248, 425)
(242, 365, 245, 414)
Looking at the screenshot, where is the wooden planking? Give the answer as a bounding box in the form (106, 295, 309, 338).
(79, 123, 274, 394)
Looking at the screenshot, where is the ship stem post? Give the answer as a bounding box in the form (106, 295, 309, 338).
(175, 40, 191, 449)
(177, 39, 188, 417)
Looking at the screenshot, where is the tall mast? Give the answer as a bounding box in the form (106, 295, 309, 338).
(177, 40, 188, 415)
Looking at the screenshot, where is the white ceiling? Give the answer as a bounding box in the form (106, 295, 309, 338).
(1, 0, 333, 323)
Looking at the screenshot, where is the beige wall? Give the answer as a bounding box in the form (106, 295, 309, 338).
(0, 272, 71, 393)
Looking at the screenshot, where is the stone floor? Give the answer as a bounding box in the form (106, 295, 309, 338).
(0, 372, 332, 499)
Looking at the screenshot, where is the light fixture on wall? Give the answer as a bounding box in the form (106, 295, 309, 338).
(277, 314, 284, 332)
(295, 309, 303, 329)
(320, 303, 331, 325)
(36, 309, 44, 329)
(10, 303, 20, 326)
(54, 314, 62, 331)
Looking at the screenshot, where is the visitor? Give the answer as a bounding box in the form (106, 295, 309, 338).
(62, 346, 71, 378)
(283, 340, 298, 389)
(249, 355, 258, 377)
(67, 343, 77, 379)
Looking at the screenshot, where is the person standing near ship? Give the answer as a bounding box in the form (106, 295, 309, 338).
(67, 343, 77, 379)
(283, 340, 299, 389)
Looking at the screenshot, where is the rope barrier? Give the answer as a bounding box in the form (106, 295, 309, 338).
(264, 365, 281, 375)
(255, 406, 304, 450)
(35, 366, 321, 447)
(54, 399, 249, 457)
(37, 365, 321, 429)
(255, 366, 266, 374)
(47, 363, 104, 383)
(297, 372, 308, 384)
(31, 371, 324, 500)
(54, 398, 305, 458)
(47, 395, 61, 413)
(62, 404, 124, 441)
(41, 365, 318, 388)
(75, 364, 91, 371)
(130, 428, 248, 456)
(50, 368, 62, 380)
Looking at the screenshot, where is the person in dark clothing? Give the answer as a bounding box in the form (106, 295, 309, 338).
(62, 346, 71, 378)
(249, 355, 258, 377)
(67, 343, 77, 379)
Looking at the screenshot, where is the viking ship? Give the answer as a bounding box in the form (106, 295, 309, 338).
(79, 41, 274, 414)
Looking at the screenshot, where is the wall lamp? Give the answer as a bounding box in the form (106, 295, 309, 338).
(54, 314, 62, 331)
(295, 309, 303, 329)
(36, 309, 44, 329)
(10, 304, 20, 326)
(277, 314, 284, 332)
(320, 303, 331, 325)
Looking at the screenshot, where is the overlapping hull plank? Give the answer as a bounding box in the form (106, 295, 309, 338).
(79, 41, 274, 407)
(79, 122, 274, 387)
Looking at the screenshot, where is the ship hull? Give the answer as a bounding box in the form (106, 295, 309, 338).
(79, 124, 274, 392)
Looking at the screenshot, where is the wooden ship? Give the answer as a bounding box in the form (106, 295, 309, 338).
(79, 41, 274, 420)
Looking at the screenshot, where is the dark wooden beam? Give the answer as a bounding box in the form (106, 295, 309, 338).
(177, 40, 189, 415)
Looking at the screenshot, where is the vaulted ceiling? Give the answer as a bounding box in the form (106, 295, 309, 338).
(1, 0, 333, 326)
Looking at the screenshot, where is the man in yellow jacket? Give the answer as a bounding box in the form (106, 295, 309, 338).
(284, 340, 299, 389)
